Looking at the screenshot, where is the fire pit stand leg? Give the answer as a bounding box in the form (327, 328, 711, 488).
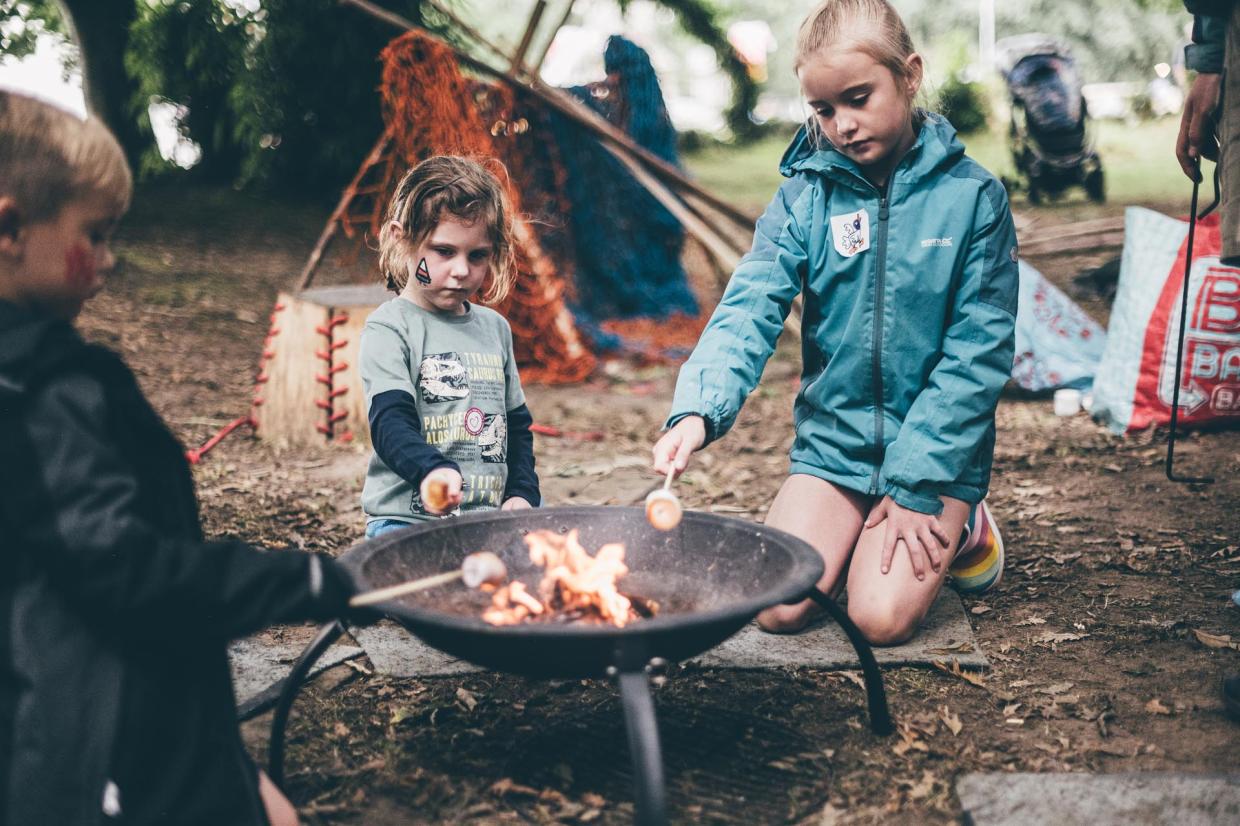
(611, 643, 668, 826)
(804, 589, 894, 735)
(268, 619, 346, 788)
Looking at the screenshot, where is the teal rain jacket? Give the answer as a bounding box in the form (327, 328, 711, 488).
(668, 114, 1018, 515)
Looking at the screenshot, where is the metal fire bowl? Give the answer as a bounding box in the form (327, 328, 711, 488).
(343, 506, 824, 679)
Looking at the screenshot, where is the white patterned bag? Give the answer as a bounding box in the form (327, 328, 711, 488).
(1091, 207, 1240, 433)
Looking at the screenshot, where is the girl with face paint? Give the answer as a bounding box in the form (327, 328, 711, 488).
(360, 156, 540, 536)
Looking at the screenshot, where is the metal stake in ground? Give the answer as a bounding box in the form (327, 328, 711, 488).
(1166, 161, 1216, 485)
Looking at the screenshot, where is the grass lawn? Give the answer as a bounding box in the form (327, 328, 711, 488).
(684, 116, 1203, 216)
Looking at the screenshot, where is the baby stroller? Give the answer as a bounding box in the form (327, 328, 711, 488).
(996, 34, 1105, 204)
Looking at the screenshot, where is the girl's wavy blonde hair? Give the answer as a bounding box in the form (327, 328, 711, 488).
(0, 90, 132, 222)
(378, 155, 516, 304)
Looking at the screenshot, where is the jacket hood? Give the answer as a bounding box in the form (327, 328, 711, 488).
(778, 111, 966, 187)
(0, 300, 82, 395)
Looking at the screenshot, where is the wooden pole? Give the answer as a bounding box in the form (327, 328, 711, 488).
(297, 133, 392, 291)
(510, 0, 548, 76)
(342, 0, 757, 230)
(531, 0, 574, 75)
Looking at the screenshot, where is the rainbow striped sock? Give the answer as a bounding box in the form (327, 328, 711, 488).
(950, 500, 1004, 594)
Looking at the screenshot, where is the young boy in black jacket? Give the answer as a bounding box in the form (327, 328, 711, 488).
(0, 91, 366, 825)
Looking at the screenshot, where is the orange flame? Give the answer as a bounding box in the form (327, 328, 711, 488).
(482, 529, 646, 627)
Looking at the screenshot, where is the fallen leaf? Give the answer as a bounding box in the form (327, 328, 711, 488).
(1035, 631, 1088, 645)
(838, 670, 867, 690)
(1193, 629, 1240, 650)
(1038, 682, 1076, 696)
(332, 721, 350, 738)
(970, 605, 993, 615)
(490, 778, 540, 798)
(1144, 698, 1172, 715)
(456, 687, 479, 711)
(938, 705, 963, 736)
(1017, 616, 1047, 626)
(932, 658, 988, 689)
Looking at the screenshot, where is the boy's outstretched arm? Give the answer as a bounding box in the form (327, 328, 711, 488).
(2, 372, 357, 643)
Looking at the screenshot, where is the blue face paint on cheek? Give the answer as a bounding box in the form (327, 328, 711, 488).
(415, 258, 432, 285)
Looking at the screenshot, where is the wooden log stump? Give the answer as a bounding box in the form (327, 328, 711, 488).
(254, 285, 390, 448)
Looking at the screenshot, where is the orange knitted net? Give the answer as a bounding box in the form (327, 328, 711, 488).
(378, 31, 594, 383)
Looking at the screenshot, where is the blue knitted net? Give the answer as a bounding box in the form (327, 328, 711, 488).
(547, 35, 698, 347)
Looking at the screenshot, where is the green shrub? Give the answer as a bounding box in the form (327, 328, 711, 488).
(939, 76, 990, 135)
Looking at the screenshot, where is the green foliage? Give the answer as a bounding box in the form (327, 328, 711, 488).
(127, 0, 252, 181)
(623, 0, 760, 140)
(1, 0, 67, 64)
(938, 76, 989, 135)
(228, 0, 425, 195)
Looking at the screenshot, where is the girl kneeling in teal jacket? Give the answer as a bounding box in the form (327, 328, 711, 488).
(653, 0, 1017, 643)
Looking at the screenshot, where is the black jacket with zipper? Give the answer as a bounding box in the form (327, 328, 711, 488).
(0, 301, 354, 825)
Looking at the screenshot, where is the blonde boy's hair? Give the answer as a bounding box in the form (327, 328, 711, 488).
(0, 90, 133, 222)
(379, 156, 516, 305)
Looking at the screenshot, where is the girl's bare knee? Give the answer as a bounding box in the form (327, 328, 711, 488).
(847, 602, 918, 646)
(757, 602, 815, 634)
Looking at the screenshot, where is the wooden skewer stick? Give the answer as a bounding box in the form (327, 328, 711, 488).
(349, 551, 507, 607)
(646, 468, 684, 531)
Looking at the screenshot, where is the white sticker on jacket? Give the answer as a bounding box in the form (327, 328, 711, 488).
(831, 209, 870, 258)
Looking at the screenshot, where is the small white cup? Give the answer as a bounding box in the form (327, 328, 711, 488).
(1054, 388, 1082, 417)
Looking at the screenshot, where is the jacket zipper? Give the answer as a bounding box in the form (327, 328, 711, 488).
(869, 192, 889, 494)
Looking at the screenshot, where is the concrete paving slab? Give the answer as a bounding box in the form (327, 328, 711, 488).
(351, 588, 984, 677)
(229, 637, 364, 717)
(351, 622, 482, 677)
(690, 588, 987, 670)
(956, 772, 1240, 826)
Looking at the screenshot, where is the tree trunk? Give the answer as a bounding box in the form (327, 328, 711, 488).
(57, 0, 147, 166)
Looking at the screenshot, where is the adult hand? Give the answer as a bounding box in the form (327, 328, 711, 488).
(501, 496, 532, 511)
(1177, 72, 1222, 181)
(864, 495, 951, 581)
(420, 466, 463, 514)
(652, 415, 706, 476)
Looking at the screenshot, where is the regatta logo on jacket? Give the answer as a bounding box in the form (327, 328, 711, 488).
(830, 209, 870, 257)
(921, 237, 953, 248)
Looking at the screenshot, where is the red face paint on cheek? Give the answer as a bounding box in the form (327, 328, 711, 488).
(65, 243, 95, 289)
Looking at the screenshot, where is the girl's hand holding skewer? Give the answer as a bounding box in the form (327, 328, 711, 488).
(864, 495, 952, 581)
(652, 415, 706, 477)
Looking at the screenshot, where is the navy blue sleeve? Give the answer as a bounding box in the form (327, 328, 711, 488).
(369, 389, 459, 485)
(504, 403, 540, 505)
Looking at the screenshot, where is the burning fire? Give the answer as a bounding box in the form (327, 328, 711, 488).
(482, 529, 654, 627)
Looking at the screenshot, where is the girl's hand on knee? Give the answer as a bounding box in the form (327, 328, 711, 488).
(420, 467, 464, 514)
(865, 496, 950, 580)
(652, 416, 706, 476)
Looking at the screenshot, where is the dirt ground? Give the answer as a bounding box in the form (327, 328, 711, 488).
(87, 185, 1239, 824)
